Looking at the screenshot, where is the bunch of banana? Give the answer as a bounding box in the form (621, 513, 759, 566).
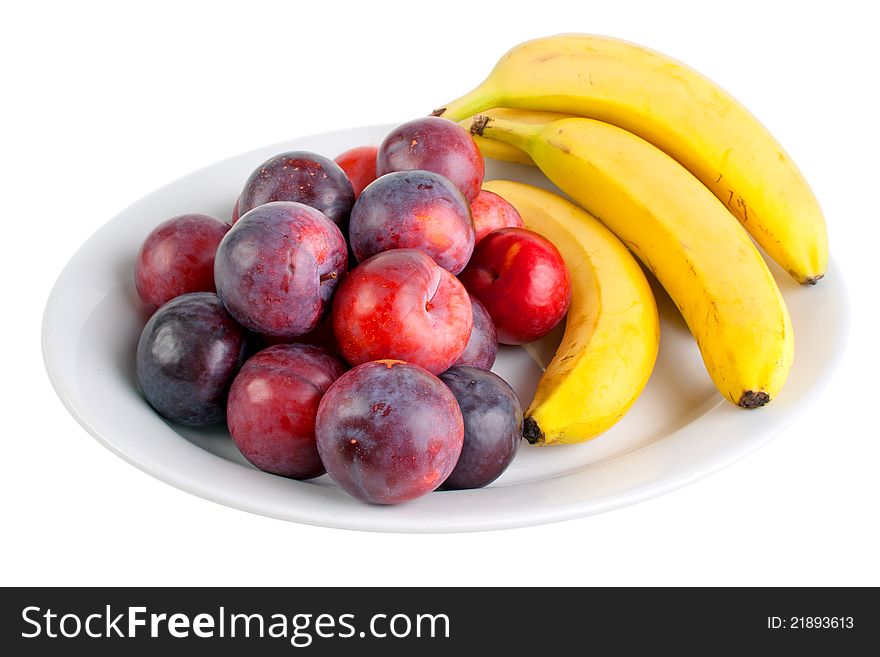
(434, 34, 828, 285)
(482, 180, 659, 445)
(432, 34, 821, 440)
(480, 117, 793, 412)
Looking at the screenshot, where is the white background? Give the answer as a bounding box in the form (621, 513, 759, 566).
(2, 0, 878, 586)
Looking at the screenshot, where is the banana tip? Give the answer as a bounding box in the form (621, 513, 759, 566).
(738, 391, 770, 409)
(803, 273, 824, 286)
(523, 416, 545, 445)
(430, 107, 446, 117)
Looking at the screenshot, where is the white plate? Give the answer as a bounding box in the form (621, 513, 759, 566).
(42, 124, 850, 533)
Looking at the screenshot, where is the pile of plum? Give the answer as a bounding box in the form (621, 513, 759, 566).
(134, 117, 571, 505)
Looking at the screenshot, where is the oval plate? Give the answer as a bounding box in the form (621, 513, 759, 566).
(42, 124, 849, 532)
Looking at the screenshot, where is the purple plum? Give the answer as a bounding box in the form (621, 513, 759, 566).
(349, 170, 475, 274)
(214, 201, 347, 338)
(377, 116, 484, 202)
(453, 294, 498, 370)
(238, 151, 355, 228)
(439, 366, 522, 490)
(136, 292, 246, 425)
(315, 360, 464, 504)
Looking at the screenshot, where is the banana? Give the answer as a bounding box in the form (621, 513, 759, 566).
(477, 116, 794, 407)
(482, 180, 659, 445)
(457, 108, 572, 166)
(435, 34, 828, 284)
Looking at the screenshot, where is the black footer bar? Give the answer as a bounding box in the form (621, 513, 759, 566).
(1, 586, 874, 654)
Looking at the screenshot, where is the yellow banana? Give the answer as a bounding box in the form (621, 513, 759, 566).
(457, 108, 572, 166)
(482, 180, 659, 445)
(435, 34, 828, 284)
(477, 116, 793, 408)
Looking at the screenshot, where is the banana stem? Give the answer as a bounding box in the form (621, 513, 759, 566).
(469, 115, 540, 152)
(431, 86, 498, 122)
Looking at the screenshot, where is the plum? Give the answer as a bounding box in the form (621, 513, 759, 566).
(315, 360, 464, 504)
(136, 292, 246, 425)
(334, 145, 378, 198)
(453, 295, 498, 370)
(227, 344, 347, 479)
(377, 116, 484, 202)
(214, 201, 347, 338)
(470, 189, 524, 244)
(439, 366, 522, 489)
(332, 249, 472, 374)
(238, 151, 355, 228)
(135, 214, 230, 314)
(459, 227, 571, 344)
(349, 170, 475, 274)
